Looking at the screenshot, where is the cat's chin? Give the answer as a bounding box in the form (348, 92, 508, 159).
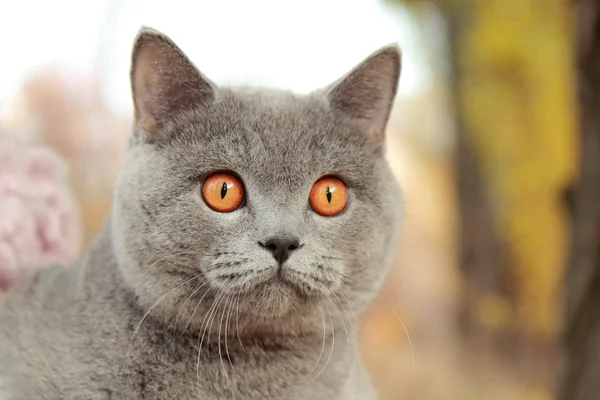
(245, 279, 302, 318)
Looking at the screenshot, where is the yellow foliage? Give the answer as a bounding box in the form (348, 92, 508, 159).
(458, 0, 577, 336)
(519, 386, 552, 400)
(477, 294, 512, 330)
(389, 0, 577, 338)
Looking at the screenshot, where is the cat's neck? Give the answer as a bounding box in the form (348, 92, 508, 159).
(79, 220, 132, 297)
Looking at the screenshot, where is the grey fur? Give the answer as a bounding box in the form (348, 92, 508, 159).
(0, 27, 403, 399)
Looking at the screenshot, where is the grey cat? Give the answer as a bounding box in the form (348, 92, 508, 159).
(0, 27, 403, 399)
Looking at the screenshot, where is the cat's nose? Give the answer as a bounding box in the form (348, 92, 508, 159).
(259, 236, 301, 265)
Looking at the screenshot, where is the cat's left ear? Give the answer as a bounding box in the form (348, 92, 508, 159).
(130, 27, 216, 138)
(324, 45, 401, 145)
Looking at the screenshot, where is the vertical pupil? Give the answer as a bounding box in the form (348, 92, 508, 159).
(220, 182, 228, 199)
(326, 186, 332, 203)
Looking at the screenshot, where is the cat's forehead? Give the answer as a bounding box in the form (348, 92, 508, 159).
(220, 88, 338, 141)
(168, 88, 378, 188)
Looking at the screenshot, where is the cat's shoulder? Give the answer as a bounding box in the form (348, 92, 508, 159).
(1, 263, 78, 311)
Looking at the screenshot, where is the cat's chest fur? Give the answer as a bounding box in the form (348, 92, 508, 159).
(116, 329, 352, 399)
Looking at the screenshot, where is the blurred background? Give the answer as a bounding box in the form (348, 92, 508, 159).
(0, 0, 584, 399)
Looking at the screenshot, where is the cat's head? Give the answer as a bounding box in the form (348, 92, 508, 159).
(111, 27, 403, 334)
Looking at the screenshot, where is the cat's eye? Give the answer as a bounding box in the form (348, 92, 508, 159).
(202, 172, 245, 213)
(309, 177, 348, 216)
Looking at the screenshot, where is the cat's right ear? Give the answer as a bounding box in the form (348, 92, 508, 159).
(324, 45, 401, 147)
(130, 27, 215, 139)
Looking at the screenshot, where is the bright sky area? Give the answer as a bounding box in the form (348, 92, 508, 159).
(0, 0, 429, 117)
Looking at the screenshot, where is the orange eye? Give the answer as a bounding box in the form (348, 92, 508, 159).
(309, 177, 348, 216)
(202, 172, 245, 213)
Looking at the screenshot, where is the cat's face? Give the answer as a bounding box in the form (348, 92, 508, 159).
(112, 28, 403, 333)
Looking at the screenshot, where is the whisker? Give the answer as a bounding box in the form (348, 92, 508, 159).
(225, 296, 242, 381)
(336, 290, 355, 327)
(330, 295, 351, 345)
(197, 292, 224, 383)
(384, 301, 416, 380)
(321, 256, 347, 261)
(239, 298, 254, 332)
(127, 274, 200, 363)
(137, 251, 204, 285)
(183, 286, 213, 334)
(334, 272, 417, 381)
(175, 281, 208, 328)
(331, 268, 398, 299)
(235, 294, 247, 352)
(218, 296, 234, 390)
(306, 305, 335, 384)
(301, 304, 326, 385)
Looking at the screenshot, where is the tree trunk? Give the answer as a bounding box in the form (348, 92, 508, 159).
(558, 1, 600, 399)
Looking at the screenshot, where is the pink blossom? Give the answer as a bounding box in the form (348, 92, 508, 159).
(0, 137, 81, 291)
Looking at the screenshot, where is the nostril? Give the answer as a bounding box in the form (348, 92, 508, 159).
(265, 243, 277, 253)
(258, 241, 277, 253)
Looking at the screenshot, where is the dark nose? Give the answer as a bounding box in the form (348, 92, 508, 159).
(259, 236, 301, 265)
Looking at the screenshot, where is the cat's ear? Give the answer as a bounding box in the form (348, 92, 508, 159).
(130, 27, 215, 137)
(325, 45, 401, 145)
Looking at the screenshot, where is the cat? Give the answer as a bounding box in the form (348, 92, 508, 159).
(0, 27, 403, 399)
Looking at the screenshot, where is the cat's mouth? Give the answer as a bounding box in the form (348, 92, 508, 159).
(205, 259, 330, 310)
(239, 266, 314, 306)
(262, 268, 304, 295)
(262, 267, 323, 302)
